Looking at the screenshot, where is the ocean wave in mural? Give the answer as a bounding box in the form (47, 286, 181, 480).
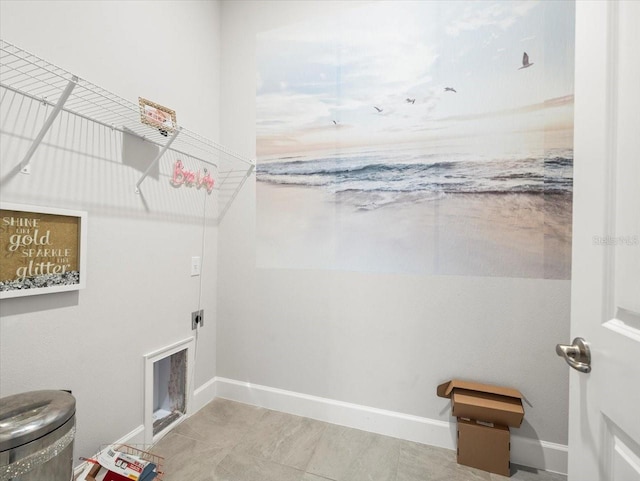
(256, 1, 575, 279)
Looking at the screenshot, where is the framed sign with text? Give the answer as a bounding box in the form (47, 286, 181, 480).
(139, 97, 177, 136)
(0, 203, 87, 299)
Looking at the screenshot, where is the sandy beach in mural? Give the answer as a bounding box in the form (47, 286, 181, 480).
(256, 146, 572, 279)
(255, 0, 575, 279)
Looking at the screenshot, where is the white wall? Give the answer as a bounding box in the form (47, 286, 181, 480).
(0, 0, 573, 471)
(0, 0, 220, 461)
(218, 0, 570, 457)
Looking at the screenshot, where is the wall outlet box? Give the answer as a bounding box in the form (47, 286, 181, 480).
(191, 309, 204, 329)
(191, 256, 201, 276)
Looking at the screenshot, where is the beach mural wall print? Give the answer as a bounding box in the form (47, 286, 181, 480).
(256, 1, 575, 279)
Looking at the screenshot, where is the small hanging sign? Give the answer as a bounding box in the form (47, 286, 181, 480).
(171, 160, 215, 194)
(139, 97, 177, 137)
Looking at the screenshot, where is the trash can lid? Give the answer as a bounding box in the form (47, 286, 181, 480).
(0, 390, 75, 452)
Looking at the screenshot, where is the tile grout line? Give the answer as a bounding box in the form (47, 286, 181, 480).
(296, 419, 330, 474)
(211, 404, 272, 473)
(392, 439, 401, 481)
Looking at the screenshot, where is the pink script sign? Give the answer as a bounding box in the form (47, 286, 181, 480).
(171, 160, 215, 193)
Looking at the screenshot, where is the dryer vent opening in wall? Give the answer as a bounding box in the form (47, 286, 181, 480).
(144, 337, 195, 445)
(152, 348, 186, 435)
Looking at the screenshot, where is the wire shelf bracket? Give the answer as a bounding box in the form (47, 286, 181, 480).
(19, 75, 77, 174)
(135, 126, 182, 194)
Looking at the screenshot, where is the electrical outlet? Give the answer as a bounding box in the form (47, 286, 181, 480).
(191, 256, 201, 276)
(191, 309, 205, 329)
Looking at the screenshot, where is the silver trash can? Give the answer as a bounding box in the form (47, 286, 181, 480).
(0, 390, 76, 481)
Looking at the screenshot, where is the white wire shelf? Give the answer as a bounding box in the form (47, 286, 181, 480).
(0, 39, 254, 221)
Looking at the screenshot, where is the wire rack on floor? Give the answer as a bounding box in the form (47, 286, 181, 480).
(0, 39, 254, 222)
(113, 444, 165, 481)
(78, 444, 165, 481)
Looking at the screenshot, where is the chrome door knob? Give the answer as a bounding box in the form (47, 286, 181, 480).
(556, 337, 591, 373)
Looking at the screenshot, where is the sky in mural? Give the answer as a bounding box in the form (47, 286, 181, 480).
(256, 0, 575, 279)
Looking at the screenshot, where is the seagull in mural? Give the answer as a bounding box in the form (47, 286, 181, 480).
(332, 120, 338, 125)
(373, 106, 383, 113)
(444, 87, 457, 93)
(519, 52, 534, 69)
(406, 98, 416, 104)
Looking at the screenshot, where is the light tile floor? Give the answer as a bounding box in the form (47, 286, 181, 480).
(152, 399, 566, 481)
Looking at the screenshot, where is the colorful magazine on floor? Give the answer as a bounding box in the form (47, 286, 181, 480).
(96, 446, 157, 481)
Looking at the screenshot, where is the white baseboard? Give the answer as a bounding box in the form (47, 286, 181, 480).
(214, 377, 568, 475)
(511, 436, 568, 475)
(118, 424, 146, 446)
(215, 376, 454, 448)
(192, 376, 218, 414)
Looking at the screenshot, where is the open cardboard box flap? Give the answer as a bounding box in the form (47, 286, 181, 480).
(437, 379, 524, 428)
(437, 379, 523, 400)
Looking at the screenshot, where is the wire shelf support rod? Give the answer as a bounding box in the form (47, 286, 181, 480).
(135, 127, 183, 194)
(19, 75, 77, 174)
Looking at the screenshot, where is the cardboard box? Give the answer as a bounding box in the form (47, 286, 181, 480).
(457, 419, 510, 476)
(437, 379, 525, 477)
(437, 379, 524, 427)
(82, 464, 103, 481)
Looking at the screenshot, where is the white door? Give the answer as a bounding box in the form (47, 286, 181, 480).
(567, 1, 640, 480)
